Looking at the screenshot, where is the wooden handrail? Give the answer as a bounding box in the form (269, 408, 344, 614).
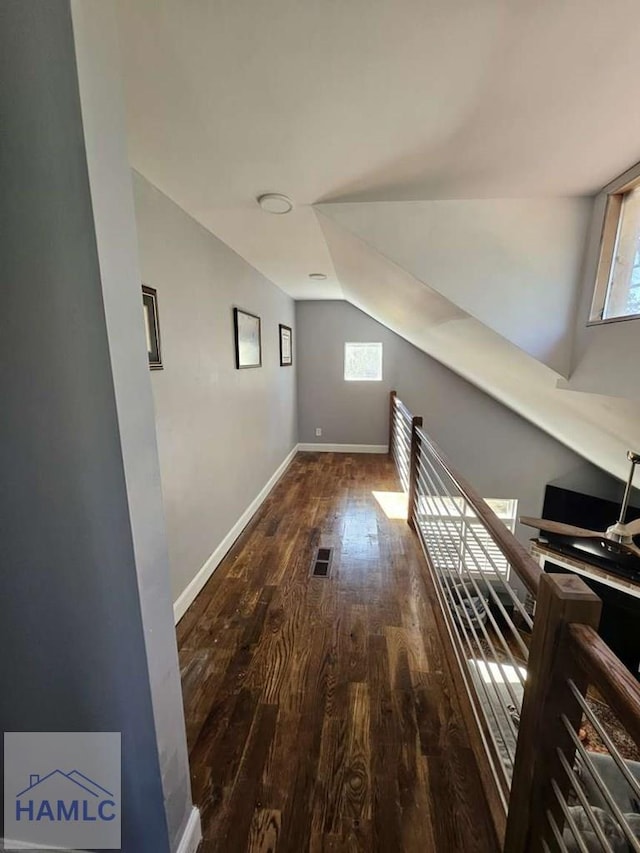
(416, 426, 542, 596)
(568, 622, 640, 750)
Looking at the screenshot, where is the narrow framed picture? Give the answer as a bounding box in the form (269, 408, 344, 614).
(279, 323, 292, 366)
(142, 285, 163, 370)
(233, 307, 262, 369)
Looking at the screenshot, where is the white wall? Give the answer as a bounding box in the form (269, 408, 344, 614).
(132, 173, 297, 605)
(296, 301, 610, 553)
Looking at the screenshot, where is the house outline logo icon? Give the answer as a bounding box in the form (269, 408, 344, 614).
(15, 768, 117, 823)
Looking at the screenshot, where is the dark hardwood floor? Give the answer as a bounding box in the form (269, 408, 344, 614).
(177, 452, 498, 852)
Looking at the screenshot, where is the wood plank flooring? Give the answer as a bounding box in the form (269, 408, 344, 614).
(177, 452, 498, 853)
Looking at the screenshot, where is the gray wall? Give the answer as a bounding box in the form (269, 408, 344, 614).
(0, 3, 190, 851)
(132, 173, 297, 603)
(70, 3, 195, 849)
(567, 189, 640, 400)
(296, 301, 608, 548)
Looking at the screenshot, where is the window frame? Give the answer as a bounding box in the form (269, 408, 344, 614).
(589, 167, 640, 326)
(343, 341, 383, 382)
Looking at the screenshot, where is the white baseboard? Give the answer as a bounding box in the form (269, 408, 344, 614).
(173, 444, 299, 624)
(298, 443, 388, 454)
(175, 806, 202, 853)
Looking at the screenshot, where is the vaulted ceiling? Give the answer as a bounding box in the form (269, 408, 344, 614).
(116, 0, 640, 479)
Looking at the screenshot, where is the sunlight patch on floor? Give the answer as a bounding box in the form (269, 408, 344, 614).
(471, 659, 527, 686)
(372, 490, 408, 520)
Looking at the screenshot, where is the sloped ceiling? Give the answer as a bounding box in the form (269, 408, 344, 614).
(316, 211, 640, 482)
(116, 0, 640, 480)
(318, 199, 593, 376)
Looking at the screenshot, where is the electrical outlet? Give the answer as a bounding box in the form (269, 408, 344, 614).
(315, 427, 322, 437)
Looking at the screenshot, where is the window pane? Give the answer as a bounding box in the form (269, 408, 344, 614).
(344, 342, 382, 381)
(605, 187, 640, 319)
(485, 498, 518, 521)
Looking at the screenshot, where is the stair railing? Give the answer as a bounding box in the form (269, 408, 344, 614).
(389, 391, 640, 852)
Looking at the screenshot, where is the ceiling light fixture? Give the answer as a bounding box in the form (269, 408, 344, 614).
(257, 193, 293, 214)
(309, 273, 327, 281)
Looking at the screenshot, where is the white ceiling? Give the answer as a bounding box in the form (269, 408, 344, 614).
(117, 0, 640, 299)
(116, 0, 640, 478)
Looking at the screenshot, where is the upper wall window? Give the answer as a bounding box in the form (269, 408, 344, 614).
(344, 342, 383, 381)
(591, 176, 640, 323)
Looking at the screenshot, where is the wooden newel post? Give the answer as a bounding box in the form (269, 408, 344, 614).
(504, 573, 601, 853)
(388, 390, 397, 457)
(407, 415, 423, 530)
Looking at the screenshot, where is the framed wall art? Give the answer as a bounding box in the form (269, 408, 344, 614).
(279, 324, 292, 366)
(142, 285, 163, 370)
(233, 307, 262, 369)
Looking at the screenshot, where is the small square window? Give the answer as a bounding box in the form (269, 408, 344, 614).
(344, 342, 383, 381)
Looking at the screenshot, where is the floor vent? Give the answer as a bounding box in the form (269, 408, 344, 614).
(312, 547, 333, 577)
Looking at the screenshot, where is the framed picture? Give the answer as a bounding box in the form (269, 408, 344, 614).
(142, 285, 162, 370)
(279, 324, 292, 366)
(233, 307, 262, 369)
